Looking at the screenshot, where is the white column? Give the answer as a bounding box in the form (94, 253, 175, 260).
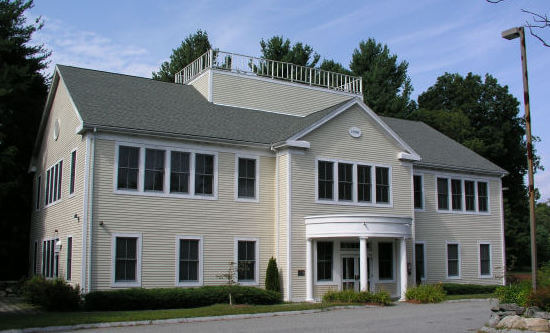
(359, 237, 368, 291)
(306, 238, 314, 302)
(400, 237, 408, 301)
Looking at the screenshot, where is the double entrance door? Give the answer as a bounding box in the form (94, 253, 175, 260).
(341, 255, 371, 291)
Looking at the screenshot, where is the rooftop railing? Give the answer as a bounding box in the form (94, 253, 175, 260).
(175, 49, 363, 95)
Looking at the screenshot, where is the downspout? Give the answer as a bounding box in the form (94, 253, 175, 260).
(86, 128, 96, 293)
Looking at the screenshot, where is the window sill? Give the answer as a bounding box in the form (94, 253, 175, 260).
(314, 280, 337, 286)
(479, 274, 493, 279)
(111, 281, 141, 288)
(315, 199, 393, 208)
(377, 279, 396, 283)
(176, 281, 203, 287)
(114, 189, 218, 201)
(238, 281, 259, 286)
(436, 209, 491, 216)
(235, 197, 259, 203)
(44, 200, 63, 209)
(446, 276, 461, 280)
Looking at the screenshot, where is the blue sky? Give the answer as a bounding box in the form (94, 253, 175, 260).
(28, 0, 550, 201)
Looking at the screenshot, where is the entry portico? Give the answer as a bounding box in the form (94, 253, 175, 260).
(305, 214, 412, 302)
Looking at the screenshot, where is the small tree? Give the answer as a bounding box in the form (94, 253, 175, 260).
(265, 257, 280, 292)
(216, 261, 238, 305)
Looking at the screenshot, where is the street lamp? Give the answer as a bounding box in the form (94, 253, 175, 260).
(502, 26, 537, 291)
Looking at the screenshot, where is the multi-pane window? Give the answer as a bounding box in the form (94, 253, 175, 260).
(447, 243, 460, 278)
(376, 167, 390, 204)
(318, 161, 334, 200)
(413, 175, 423, 209)
(179, 239, 200, 282)
(437, 178, 449, 210)
(115, 237, 137, 282)
(237, 240, 256, 282)
(69, 150, 76, 195)
(45, 161, 63, 205)
(480, 244, 491, 276)
(415, 243, 425, 280)
(195, 154, 214, 195)
(357, 165, 371, 202)
(117, 146, 139, 190)
(170, 151, 190, 193)
(42, 239, 58, 278)
(451, 179, 462, 210)
(338, 163, 353, 201)
(36, 176, 41, 210)
(478, 182, 488, 212)
(378, 242, 393, 280)
(238, 158, 256, 199)
(317, 241, 333, 281)
(144, 149, 165, 192)
(33, 241, 38, 275)
(66, 237, 72, 280)
(465, 180, 476, 211)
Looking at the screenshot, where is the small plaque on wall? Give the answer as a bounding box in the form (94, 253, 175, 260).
(297, 270, 305, 277)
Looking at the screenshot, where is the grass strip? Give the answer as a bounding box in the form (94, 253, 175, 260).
(445, 293, 494, 300)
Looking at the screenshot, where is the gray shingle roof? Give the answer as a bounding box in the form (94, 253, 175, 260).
(57, 65, 505, 175)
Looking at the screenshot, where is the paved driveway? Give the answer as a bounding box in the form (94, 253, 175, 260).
(78, 300, 491, 333)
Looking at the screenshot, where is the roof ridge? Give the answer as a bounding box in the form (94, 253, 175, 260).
(56, 64, 179, 86)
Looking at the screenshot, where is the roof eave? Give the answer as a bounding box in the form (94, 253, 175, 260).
(414, 162, 508, 178)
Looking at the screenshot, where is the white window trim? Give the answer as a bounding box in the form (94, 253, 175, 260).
(66, 235, 73, 281)
(445, 241, 461, 280)
(413, 173, 425, 211)
(415, 241, 427, 281)
(175, 235, 203, 287)
(314, 239, 337, 285)
(33, 240, 38, 275)
(35, 175, 42, 211)
(111, 232, 142, 288)
(44, 158, 64, 208)
(113, 142, 218, 201)
(478, 241, 493, 278)
(234, 237, 260, 286)
(234, 155, 260, 203)
(434, 172, 491, 215)
(41, 237, 59, 279)
(377, 240, 396, 283)
(315, 157, 393, 208)
(68, 148, 77, 198)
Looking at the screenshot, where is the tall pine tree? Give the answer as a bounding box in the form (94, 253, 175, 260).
(0, 0, 49, 279)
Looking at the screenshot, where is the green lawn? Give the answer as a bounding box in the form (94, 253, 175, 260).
(445, 293, 495, 300)
(0, 303, 329, 330)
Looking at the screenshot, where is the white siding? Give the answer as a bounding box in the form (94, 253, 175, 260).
(189, 71, 210, 100)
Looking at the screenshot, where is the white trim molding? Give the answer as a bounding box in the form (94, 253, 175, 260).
(434, 172, 491, 215)
(234, 154, 260, 203)
(175, 235, 204, 287)
(305, 214, 412, 239)
(234, 237, 260, 286)
(445, 241, 461, 280)
(111, 232, 142, 288)
(478, 241, 493, 279)
(415, 241, 427, 282)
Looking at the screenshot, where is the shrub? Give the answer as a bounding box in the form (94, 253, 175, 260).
(441, 283, 499, 295)
(265, 257, 280, 293)
(322, 289, 392, 306)
(23, 276, 81, 311)
(528, 286, 550, 311)
(405, 284, 446, 303)
(84, 285, 281, 311)
(494, 281, 531, 306)
(538, 263, 550, 289)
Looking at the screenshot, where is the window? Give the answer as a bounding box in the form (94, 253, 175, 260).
(413, 175, 423, 209)
(318, 161, 334, 200)
(36, 176, 41, 210)
(447, 243, 460, 278)
(69, 150, 76, 195)
(451, 179, 462, 210)
(478, 182, 488, 212)
(178, 237, 202, 284)
(357, 165, 372, 202)
(237, 157, 257, 199)
(195, 154, 214, 195)
(117, 146, 139, 190)
(170, 151, 190, 193)
(378, 242, 393, 280)
(42, 239, 58, 278)
(437, 178, 449, 210)
(415, 243, 425, 280)
(316, 241, 333, 281)
(114, 237, 138, 283)
(45, 161, 63, 205)
(465, 180, 476, 211)
(144, 149, 165, 192)
(376, 167, 390, 203)
(338, 163, 353, 201)
(33, 241, 38, 275)
(66, 237, 72, 280)
(237, 240, 257, 283)
(341, 242, 360, 250)
(480, 243, 491, 277)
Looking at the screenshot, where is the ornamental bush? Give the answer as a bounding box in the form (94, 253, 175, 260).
(322, 289, 392, 305)
(528, 286, 550, 312)
(494, 281, 531, 307)
(441, 283, 499, 295)
(84, 285, 281, 311)
(265, 257, 280, 292)
(405, 284, 446, 303)
(23, 276, 81, 311)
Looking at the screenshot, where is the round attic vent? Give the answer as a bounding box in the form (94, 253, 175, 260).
(53, 119, 60, 140)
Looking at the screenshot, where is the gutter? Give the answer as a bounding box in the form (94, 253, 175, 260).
(413, 162, 508, 178)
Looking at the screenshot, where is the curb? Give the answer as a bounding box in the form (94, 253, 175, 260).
(444, 298, 495, 304)
(0, 305, 369, 333)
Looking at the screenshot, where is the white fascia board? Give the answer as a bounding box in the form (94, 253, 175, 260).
(398, 152, 421, 162)
(272, 140, 311, 150)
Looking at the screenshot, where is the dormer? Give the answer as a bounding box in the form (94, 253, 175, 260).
(175, 50, 363, 117)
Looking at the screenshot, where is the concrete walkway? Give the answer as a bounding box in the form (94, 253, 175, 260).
(77, 300, 492, 333)
(0, 297, 38, 315)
